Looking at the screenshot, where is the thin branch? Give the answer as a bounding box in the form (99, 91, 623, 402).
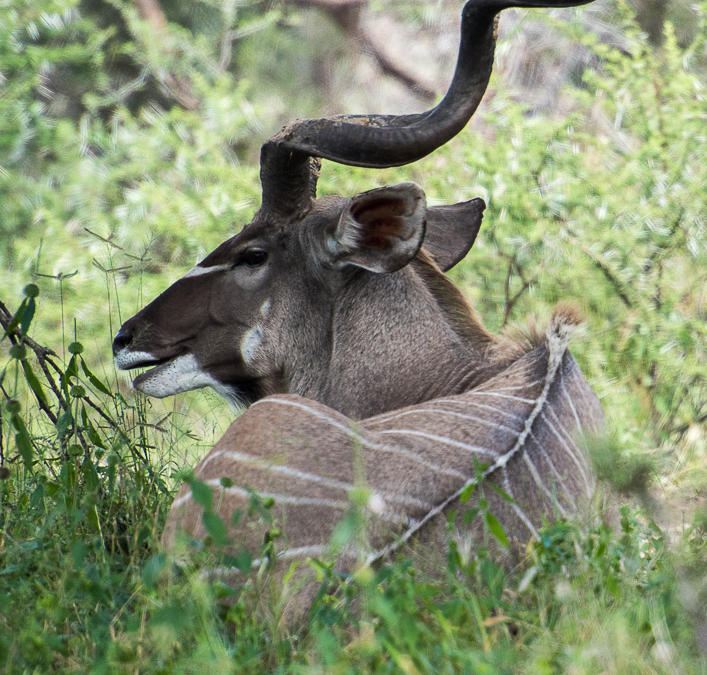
(133, 0, 168, 31)
(503, 255, 513, 324)
(355, 25, 436, 101)
(643, 208, 685, 277)
(292, 0, 437, 101)
(499, 252, 539, 327)
(562, 229, 634, 309)
(131, 0, 200, 110)
(1, 299, 67, 419)
(0, 406, 4, 465)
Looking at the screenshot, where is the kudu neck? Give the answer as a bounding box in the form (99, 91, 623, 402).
(289, 255, 499, 419)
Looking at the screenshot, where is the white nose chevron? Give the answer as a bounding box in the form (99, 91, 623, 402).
(182, 263, 230, 278)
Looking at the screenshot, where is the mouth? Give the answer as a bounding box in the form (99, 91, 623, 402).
(131, 357, 177, 388)
(115, 350, 217, 399)
(114, 349, 182, 384)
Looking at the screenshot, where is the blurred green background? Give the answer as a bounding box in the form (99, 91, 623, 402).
(0, 0, 705, 672)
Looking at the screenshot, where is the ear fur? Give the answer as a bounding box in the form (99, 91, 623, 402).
(333, 182, 426, 273)
(423, 198, 485, 272)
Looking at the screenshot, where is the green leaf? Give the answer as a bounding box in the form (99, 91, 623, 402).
(486, 481, 515, 503)
(55, 409, 73, 437)
(81, 407, 104, 448)
(460, 481, 476, 503)
(202, 512, 228, 545)
(60, 355, 80, 394)
(1, 299, 27, 340)
(226, 549, 252, 573)
(21, 360, 49, 409)
(30, 482, 45, 509)
(87, 503, 101, 531)
(82, 459, 100, 491)
(11, 415, 34, 471)
(80, 358, 113, 396)
(45, 481, 61, 497)
(72, 542, 88, 569)
(190, 479, 213, 511)
(484, 511, 509, 548)
(19, 296, 35, 335)
(142, 553, 167, 588)
(462, 507, 480, 525)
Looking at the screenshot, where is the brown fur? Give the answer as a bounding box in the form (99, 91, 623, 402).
(488, 302, 586, 363)
(163, 311, 604, 621)
(412, 250, 495, 349)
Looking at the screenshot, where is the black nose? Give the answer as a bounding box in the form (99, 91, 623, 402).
(112, 327, 132, 356)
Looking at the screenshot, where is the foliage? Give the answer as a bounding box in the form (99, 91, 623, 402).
(0, 0, 705, 673)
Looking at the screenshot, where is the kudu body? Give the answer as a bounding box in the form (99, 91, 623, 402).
(114, 0, 602, 610)
(163, 307, 601, 570)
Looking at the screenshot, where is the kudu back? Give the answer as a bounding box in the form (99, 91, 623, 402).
(163, 307, 601, 567)
(114, 0, 603, 611)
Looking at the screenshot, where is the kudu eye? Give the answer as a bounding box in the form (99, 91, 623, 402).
(236, 249, 268, 269)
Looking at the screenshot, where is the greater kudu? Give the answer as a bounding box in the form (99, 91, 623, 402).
(114, 0, 602, 609)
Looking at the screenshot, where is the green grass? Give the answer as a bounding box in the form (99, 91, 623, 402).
(1, 1, 706, 672)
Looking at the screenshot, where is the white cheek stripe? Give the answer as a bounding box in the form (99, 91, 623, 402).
(183, 264, 230, 278)
(241, 325, 264, 365)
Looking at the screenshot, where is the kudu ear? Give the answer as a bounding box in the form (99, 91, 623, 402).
(333, 182, 426, 273)
(423, 198, 486, 272)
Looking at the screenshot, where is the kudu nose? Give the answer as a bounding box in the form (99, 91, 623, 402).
(112, 327, 132, 356)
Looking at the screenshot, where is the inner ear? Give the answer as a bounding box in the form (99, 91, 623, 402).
(334, 182, 426, 273)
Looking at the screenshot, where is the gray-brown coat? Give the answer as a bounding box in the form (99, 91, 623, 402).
(163, 307, 602, 602)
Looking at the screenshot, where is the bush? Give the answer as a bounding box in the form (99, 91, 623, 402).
(1, 0, 705, 672)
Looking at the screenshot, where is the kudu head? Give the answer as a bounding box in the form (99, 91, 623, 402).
(114, 0, 595, 418)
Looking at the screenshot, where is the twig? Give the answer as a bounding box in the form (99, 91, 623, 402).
(642, 208, 685, 277)
(81, 395, 131, 441)
(500, 252, 539, 327)
(0, 405, 4, 465)
(292, 0, 437, 101)
(561, 229, 634, 310)
(131, 0, 200, 110)
(1, 299, 68, 424)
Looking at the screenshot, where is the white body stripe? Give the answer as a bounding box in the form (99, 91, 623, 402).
(377, 428, 497, 457)
(487, 378, 543, 392)
(369, 407, 518, 435)
(530, 430, 578, 510)
(165, 317, 602, 588)
(366, 320, 575, 564)
(466, 391, 535, 404)
(542, 409, 593, 496)
(426, 398, 524, 423)
(253, 397, 468, 479)
(502, 465, 539, 538)
(198, 448, 435, 510)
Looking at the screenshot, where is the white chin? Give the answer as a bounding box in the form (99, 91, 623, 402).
(133, 354, 218, 398)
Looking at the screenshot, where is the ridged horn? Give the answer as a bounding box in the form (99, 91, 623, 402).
(259, 0, 595, 217)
